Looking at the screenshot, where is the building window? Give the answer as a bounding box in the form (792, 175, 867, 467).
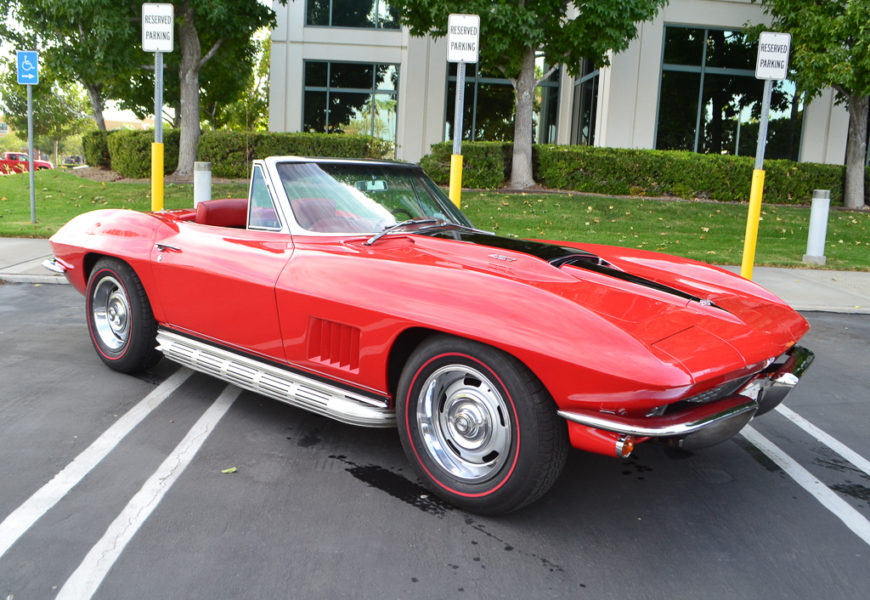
(655, 26, 804, 160)
(303, 61, 399, 145)
(306, 0, 399, 29)
(571, 59, 598, 146)
(444, 61, 560, 143)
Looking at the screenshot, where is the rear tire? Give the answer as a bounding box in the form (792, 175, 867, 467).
(397, 335, 568, 514)
(86, 258, 161, 373)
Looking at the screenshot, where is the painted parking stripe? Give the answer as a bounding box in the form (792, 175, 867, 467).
(56, 384, 240, 600)
(741, 425, 870, 547)
(775, 405, 870, 477)
(0, 368, 192, 561)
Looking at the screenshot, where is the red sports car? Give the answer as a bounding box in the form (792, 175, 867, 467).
(45, 157, 813, 514)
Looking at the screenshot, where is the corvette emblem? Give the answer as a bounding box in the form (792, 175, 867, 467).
(488, 254, 517, 262)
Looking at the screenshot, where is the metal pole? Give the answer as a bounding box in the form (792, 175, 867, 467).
(151, 51, 164, 211)
(27, 84, 35, 224)
(754, 79, 772, 170)
(740, 79, 773, 280)
(448, 62, 466, 208)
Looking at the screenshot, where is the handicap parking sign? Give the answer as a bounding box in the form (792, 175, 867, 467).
(17, 51, 39, 85)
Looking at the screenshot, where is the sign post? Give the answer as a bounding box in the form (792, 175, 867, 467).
(142, 3, 174, 212)
(741, 31, 790, 280)
(17, 51, 39, 224)
(446, 14, 480, 208)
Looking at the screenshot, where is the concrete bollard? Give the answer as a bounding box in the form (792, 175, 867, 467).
(803, 189, 830, 266)
(193, 161, 212, 207)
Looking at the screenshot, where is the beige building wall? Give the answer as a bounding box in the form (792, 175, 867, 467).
(269, 2, 446, 162)
(593, 0, 849, 164)
(270, 0, 850, 165)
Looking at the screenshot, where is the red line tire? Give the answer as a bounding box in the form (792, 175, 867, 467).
(397, 335, 568, 514)
(86, 258, 161, 374)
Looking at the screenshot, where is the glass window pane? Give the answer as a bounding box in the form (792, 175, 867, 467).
(705, 30, 754, 70)
(656, 71, 701, 151)
(330, 62, 374, 90)
(303, 91, 327, 132)
(375, 64, 398, 91)
(329, 91, 372, 134)
(304, 61, 328, 87)
(331, 0, 377, 28)
(371, 93, 397, 141)
(663, 27, 705, 65)
(306, 0, 330, 26)
(474, 84, 515, 141)
(381, 1, 400, 29)
(698, 74, 762, 155)
(248, 166, 281, 230)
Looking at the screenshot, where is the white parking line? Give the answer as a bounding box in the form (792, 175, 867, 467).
(56, 384, 240, 600)
(0, 368, 192, 561)
(775, 405, 870, 477)
(741, 425, 870, 547)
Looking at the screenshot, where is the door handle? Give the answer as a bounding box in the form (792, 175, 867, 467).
(155, 243, 182, 253)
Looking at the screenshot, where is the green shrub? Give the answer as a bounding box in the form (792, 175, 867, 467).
(420, 141, 513, 189)
(82, 131, 111, 168)
(197, 131, 394, 179)
(106, 129, 179, 179)
(532, 145, 852, 205)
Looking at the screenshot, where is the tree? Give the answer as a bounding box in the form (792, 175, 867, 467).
(0, 0, 142, 131)
(171, 0, 282, 176)
(0, 59, 92, 163)
(396, 0, 668, 188)
(751, 0, 869, 210)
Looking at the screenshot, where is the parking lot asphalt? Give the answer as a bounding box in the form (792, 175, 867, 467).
(2, 236, 869, 313)
(1, 283, 869, 599)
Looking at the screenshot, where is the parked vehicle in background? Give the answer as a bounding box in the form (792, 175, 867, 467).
(0, 151, 53, 174)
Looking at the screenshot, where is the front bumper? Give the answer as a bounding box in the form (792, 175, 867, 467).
(558, 345, 814, 453)
(41, 256, 72, 274)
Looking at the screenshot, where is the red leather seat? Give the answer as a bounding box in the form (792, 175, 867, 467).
(194, 198, 248, 228)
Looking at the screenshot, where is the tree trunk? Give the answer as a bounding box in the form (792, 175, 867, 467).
(844, 94, 868, 210)
(509, 46, 537, 189)
(84, 82, 107, 131)
(174, 1, 201, 177)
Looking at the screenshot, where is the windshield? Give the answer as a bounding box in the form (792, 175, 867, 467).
(275, 161, 473, 234)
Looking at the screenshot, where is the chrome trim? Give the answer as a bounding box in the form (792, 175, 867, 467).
(558, 395, 758, 438)
(155, 330, 395, 428)
(41, 257, 70, 274)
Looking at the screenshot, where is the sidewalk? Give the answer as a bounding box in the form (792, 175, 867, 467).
(1, 237, 868, 313)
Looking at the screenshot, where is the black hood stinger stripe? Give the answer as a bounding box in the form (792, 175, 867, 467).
(422, 230, 722, 310)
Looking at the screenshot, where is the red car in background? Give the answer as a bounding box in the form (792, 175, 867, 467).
(0, 151, 53, 174)
(44, 157, 813, 514)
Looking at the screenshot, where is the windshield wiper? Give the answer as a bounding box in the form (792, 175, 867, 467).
(415, 223, 493, 236)
(364, 218, 439, 246)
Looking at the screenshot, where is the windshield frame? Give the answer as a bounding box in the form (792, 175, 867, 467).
(265, 157, 473, 237)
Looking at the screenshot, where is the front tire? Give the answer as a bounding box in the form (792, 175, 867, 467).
(397, 336, 568, 514)
(86, 258, 161, 373)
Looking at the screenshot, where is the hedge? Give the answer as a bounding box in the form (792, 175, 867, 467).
(82, 131, 111, 168)
(421, 141, 868, 205)
(106, 129, 180, 178)
(197, 131, 394, 178)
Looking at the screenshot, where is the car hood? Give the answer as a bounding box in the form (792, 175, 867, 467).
(408, 230, 809, 376)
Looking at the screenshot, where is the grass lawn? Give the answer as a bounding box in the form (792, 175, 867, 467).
(1, 170, 867, 270)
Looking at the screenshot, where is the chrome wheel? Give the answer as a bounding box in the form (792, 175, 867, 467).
(91, 275, 131, 352)
(417, 365, 512, 482)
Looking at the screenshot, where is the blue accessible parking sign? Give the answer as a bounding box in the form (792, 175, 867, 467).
(17, 51, 39, 85)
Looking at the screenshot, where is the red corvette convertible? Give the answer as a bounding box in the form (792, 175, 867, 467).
(45, 157, 813, 514)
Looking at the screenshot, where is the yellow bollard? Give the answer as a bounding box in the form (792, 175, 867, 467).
(449, 153, 463, 208)
(740, 169, 766, 280)
(151, 142, 164, 212)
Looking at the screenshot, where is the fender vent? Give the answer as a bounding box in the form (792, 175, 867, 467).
(307, 318, 361, 373)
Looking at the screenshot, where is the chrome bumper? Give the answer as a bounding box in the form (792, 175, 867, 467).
(558, 345, 814, 450)
(41, 257, 71, 274)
